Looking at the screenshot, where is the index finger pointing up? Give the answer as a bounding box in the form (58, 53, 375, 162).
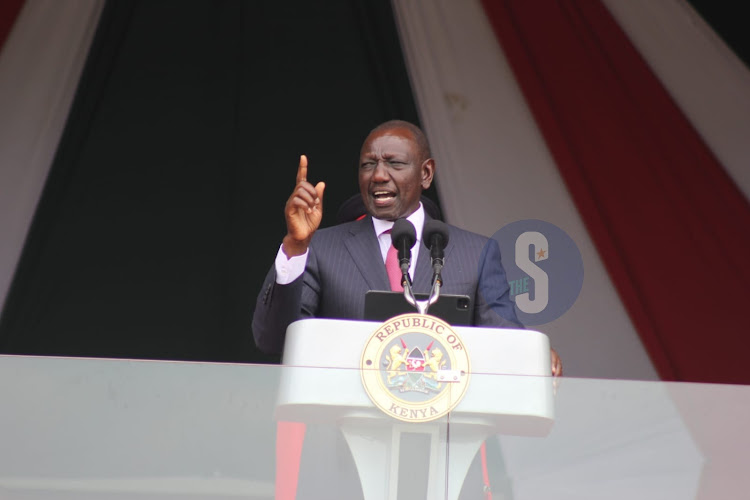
(296, 154, 308, 184)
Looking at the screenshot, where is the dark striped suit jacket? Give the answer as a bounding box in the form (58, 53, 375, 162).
(252, 215, 521, 354)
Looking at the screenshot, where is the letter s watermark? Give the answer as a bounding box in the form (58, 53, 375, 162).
(515, 231, 549, 314)
(488, 219, 582, 326)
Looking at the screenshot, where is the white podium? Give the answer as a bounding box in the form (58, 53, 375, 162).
(276, 318, 555, 499)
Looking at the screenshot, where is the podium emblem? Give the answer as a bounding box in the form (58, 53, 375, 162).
(360, 313, 471, 422)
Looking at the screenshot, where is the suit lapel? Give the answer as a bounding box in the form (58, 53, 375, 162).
(344, 216, 390, 290)
(413, 240, 432, 293)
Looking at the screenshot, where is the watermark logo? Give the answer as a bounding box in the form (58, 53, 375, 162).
(491, 220, 583, 326)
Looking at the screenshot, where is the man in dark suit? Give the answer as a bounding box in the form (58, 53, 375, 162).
(252, 119, 561, 375)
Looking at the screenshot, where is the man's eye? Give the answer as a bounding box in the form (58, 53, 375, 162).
(360, 162, 375, 169)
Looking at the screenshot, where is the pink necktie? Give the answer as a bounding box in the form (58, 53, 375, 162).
(385, 231, 404, 291)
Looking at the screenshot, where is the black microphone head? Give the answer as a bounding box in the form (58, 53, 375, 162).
(391, 218, 417, 249)
(423, 219, 450, 250)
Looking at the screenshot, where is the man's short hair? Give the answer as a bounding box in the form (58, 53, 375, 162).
(368, 119, 432, 164)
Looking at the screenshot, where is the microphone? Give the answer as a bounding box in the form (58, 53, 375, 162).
(391, 218, 417, 281)
(423, 220, 450, 285)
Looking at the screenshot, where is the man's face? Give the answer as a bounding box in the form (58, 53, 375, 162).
(358, 127, 434, 221)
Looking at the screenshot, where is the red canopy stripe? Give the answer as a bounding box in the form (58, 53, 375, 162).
(481, 0, 750, 383)
(0, 0, 25, 51)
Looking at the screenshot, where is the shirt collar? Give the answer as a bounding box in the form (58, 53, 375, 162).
(372, 203, 425, 241)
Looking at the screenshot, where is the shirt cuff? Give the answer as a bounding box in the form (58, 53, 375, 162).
(274, 244, 308, 284)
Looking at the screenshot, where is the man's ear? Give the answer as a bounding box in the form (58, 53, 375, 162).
(421, 158, 435, 189)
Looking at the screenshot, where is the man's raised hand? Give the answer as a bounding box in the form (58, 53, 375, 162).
(282, 155, 325, 257)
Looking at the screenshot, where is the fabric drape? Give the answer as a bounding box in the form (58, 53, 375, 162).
(481, 0, 750, 383)
(0, 0, 25, 49)
(0, 0, 426, 363)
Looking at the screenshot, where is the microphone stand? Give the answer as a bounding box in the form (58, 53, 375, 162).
(401, 276, 440, 315)
(392, 220, 443, 315)
(400, 261, 441, 315)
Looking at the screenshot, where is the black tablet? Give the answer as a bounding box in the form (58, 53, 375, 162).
(363, 290, 473, 326)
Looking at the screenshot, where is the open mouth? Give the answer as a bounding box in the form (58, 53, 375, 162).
(372, 191, 396, 205)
